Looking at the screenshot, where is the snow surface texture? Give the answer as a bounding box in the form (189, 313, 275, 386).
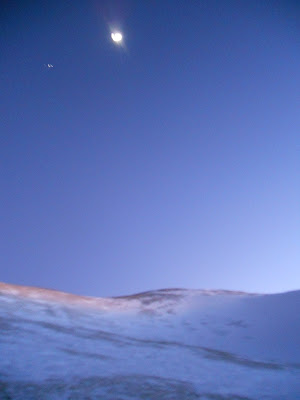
(0, 282, 299, 399)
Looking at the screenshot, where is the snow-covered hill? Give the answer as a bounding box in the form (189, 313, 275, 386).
(0, 282, 299, 399)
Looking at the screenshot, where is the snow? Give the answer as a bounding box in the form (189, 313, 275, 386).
(0, 282, 299, 399)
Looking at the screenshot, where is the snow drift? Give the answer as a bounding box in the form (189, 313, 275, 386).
(0, 282, 299, 399)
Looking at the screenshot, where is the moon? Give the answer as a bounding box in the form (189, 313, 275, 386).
(111, 32, 123, 43)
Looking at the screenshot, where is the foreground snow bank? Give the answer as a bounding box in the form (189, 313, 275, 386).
(0, 282, 299, 399)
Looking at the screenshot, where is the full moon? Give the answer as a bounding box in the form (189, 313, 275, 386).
(111, 32, 123, 43)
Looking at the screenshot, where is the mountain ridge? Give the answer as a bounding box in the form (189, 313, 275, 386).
(1, 281, 299, 399)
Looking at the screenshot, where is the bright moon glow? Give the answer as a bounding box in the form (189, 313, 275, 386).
(111, 32, 123, 43)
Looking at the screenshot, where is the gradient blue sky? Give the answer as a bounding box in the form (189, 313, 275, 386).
(1, 0, 299, 297)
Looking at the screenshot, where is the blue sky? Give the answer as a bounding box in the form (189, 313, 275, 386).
(1, 0, 299, 296)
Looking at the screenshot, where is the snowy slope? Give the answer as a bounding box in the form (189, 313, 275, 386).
(0, 282, 299, 399)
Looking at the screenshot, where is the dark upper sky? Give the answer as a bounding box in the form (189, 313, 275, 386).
(1, 0, 299, 297)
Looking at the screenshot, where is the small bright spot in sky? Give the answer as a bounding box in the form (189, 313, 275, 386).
(111, 32, 123, 43)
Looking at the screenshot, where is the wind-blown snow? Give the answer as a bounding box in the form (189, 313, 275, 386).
(0, 282, 299, 399)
